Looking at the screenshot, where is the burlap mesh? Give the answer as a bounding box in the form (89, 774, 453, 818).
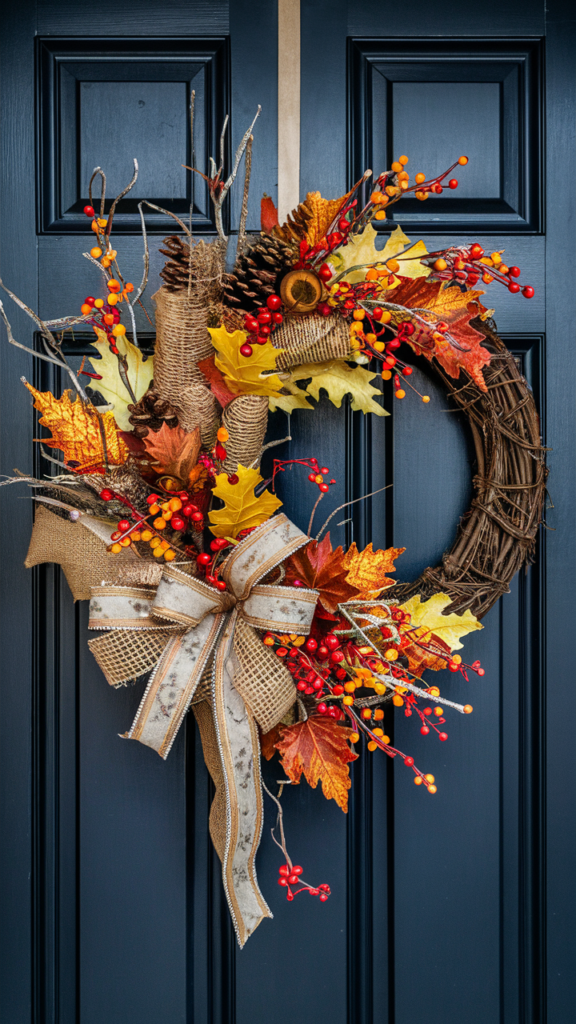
(24, 505, 136, 602)
(222, 394, 269, 473)
(87, 626, 184, 687)
(272, 313, 351, 368)
(232, 617, 296, 732)
(193, 699, 227, 861)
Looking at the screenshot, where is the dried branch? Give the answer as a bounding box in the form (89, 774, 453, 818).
(105, 158, 138, 239)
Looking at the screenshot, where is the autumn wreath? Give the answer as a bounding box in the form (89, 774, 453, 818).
(0, 107, 546, 946)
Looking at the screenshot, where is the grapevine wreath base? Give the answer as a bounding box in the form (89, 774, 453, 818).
(0, 108, 546, 945)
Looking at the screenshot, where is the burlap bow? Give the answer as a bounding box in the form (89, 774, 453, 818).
(87, 513, 318, 946)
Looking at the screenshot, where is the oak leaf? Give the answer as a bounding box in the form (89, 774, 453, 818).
(268, 379, 314, 414)
(275, 717, 358, 812)
(89, 328, 154, 431)
(208, 326, 285, 398)
(304, 187, 355, 246)
(399, 593, 482, 651)
(388, 278, 491, 389)
(328, 224, 430, 285)
(208, 464, 283, 539)
(285, 533, 360, 614)
(25, 383, 128, 472)
(287, 359, 388, 416)
(343, 542, 405, 598)
(143, 423, 201, 485)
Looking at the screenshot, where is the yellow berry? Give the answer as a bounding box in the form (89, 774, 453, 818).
(163, 549, 176, 561)
(452, 654, 462, 664)
(367, 741, 378, 752)
(119, 536, 132, 547)
(149, 537, 161, 548)
(464, 704, 473, 714)
(108, 249, 117, 260)
(153, 517, 167, 530)
(94, 298, 104, 309)
(217, 427, 229, 442)
(350, 732, 360, 743)
(385, 648, 398, 661)
(350, 321, 364, 334)
(160, 539, 170, 550)
(141, 529, 153, 541)
(169, 497, 182, 512)
(153, 546, 164, 558)
(428, 785, 437, 794)
(381, 310, 392, 323)
(382, 370, 392, 381)
(414, 775, 423, 785)
(353, 308, 365, 320)
(90, 247, 102, 258)
(107, 294, 118, 306)
(370, 190, 386, 204)
(434, 258, 447, 271)
(361, 708, 372, 720)
(374, 709, 384, 720)
(400, 181, 409, 190)
(366, 269, 378, 281)
(415, 172, 426, 184)
(373, 727, 384, 737)
(374, 341, 385, 352)
(395, 389, 406, 400)
(131, 531, 141, 542)
(428, 686, 440, 697)
(392, 695, 404, 707)
(374, 209, 387, 220)
(422, 395, 430, 403)
(365, 333, 376, 343)
(491, 251, 502, 265)
(425, 775, 435, 784)
(112, 324, 126, 337)
(386, 259, 400, 273)
(374, 683, 386, 695)
(458, 155, 468, 165)
(110, 542, 122, 553)
(391, 161, 402, 173)
(148, 503, 159, 515)
(344, 682, 356, 693)
(81, 304, 92, 315)
(343, 695, 354, 706)
(350, 337, 362, 351)
(382, 735, 390, 745)
(399, 155, 409, 165)
(161, 510, 172, 521)
(434, 707, 444, 716)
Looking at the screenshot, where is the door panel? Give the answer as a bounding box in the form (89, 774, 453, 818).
(1, 1, 575, 1023)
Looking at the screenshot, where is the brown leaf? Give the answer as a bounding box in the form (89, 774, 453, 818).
(142, 423, 201, 484)
(285, 533, 360, 614)
(261, 194, 279, 233)
(275, 717, 358, 812)
(400, 627, 452, 678)
(343, 542, 405, 598)
(260, 724, 282, 760)
(304, 188, 355, 246)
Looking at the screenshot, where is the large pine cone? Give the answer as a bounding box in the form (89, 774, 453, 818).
(222, 234, 296, 316)
(159, 236, 194, 293)
(127, 383, 179, 438)
(272, 199, 314, 245)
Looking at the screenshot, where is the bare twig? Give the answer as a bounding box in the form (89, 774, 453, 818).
(105, 158, 138, 239)
(315, 484, 392, 541)
(237, 135, 253, 252)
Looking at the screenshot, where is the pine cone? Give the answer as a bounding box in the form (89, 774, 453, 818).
(127, 383, 180, 438)
(159, 235, 194, 293)
(272, 199, 314, 245)
(222, 234, 297, 316)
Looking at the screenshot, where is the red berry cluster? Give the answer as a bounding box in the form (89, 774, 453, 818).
(196, 536, 230, 590)
(242, 294, 284, 357)
(278, 864, 330, 903)
(272, 457, 336, 496)
(100, 487, 204, 562)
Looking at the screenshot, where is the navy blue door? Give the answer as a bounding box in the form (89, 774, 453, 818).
(1, 2, 574, 1022)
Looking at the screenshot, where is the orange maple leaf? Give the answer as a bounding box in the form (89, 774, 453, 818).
(387, 278, 491, 390)
(343, 542, 405, 598)
(142, 423, 201, 485)
(25, 383, 128, 472)
(275, 717, 358, 812)
(260, 724, 283, 761)
(304, 188, 356, 246)
(400, 627, 452, 678)
(285, 533, 360, 613)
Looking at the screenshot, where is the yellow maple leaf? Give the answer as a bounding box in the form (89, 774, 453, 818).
(304, 187, 355, 246)
(343, 542, 405, 598)
(209, 326, 285, 398)
(208, 464, 283, 539)
(89, 327, 154, 431)
(399, 593, 483, 651)
(328, 224, 430, 285)
(25, 383, 128, 472)
(287, 360, 388, 416)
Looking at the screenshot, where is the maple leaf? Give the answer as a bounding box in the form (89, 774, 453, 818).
(285, 533, 360, 614)
(275, 717, 358, 812)
(287, 360, 388, 416)
(343, 542, 405, 598)
(208, 326, 285, 398)
(303, 187, 355, 246)
(400, 629, 452, 678)
(197, 354, 238, 408)
(25, 383, 128, 472)
(261, 194, 279, 233)
(143, 423, 201, 485)
(399, 593, 483, 651)
(328, 224, 430, 285)
(208, 464, 283, 539)
(388, 278, 491, 389)
(89, 327, 154, 431)
(260, 724, 283, 760)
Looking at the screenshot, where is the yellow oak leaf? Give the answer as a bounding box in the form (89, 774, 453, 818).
(328, 224, 430, 285)
(268, 380, 314, 414)
(25, 383, 128, 472)
(343, 542, 405, 598)
(304, 187, 356, 246)
(209, 326, 285, 398)
(287, 360, 388, 416)
(208, 464, 283, 539)
(399, 593, 483, 651)
(89, 327, 154, 431)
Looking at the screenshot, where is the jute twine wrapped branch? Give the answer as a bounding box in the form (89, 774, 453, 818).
(386, 321, 547, 619)
(222, 395, 269, 473)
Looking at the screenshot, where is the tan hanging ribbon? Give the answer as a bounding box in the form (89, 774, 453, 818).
(87, 513, 318, 946)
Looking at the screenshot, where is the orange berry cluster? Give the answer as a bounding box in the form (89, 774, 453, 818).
(101, 488, 205, 563)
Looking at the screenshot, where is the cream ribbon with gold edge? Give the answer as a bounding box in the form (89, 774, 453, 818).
(87, 513, 318, 946)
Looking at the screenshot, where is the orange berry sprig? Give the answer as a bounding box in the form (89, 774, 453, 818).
(424, 242, 534, 298)
(100, 488, 204, 563)
(271, 457, 337, 496)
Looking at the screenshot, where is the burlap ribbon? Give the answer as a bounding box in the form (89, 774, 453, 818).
(87, 513, 318, 945)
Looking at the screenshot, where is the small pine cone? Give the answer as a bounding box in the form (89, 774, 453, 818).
(127, 382, 180, 438)
(159, 235, 195, 293)
(222, 234, 297, 316)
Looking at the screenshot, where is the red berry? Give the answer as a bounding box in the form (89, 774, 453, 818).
(197, 553, 212, 566)
(439, 732, 448, 741)
(333, 684, 344, 695)
(146, 494, 160, 505)
(420, 725, 430, 735)
(272, 312, 283, 325)
(182, 504, 196, 517)
(317, 703, 327, 714)
(110, 531, 121, 541)
(99, 488, 113, 501)
(305, 638, 318, 653)
(227, 474, 239, 485)
(83, 205, 95, 217)
(266, 294, 282, 311)
(278, 877, 289, 887)
(240, 343, 253, 357)
(508, 282, 520, 294)
(205, 575, 216, 586)
(257, 309, 271, 324)
(319, 893, 329, 902)
(255, 336, 268, 345)
(319, 483, 330, 493)
(335, 668, 347, 680)
(522, 286, 534, 298)
(297, 681, 306, 691)
(317, 646, 329, 660)
(84, 296, 95, 306)
(372, 307, 383, 320)
(244, 316, 259, 333)
(324, 634, 339, 650)
(508, 266, 521, 278)
(308, 473, 316, 482)
(171, 516, 185, 531)
(292, 865, 303, 875)
(288, 874, 299, 884)
(467, 273, 479, 285)
(318, 263, 333, 282)
(330, 650, 344, 664)
(215, 580, 227, 591)
(327, 232, 343, 247)
(316, 302, 331, 317)
(215, 442, 227, 460)
(477, 668, 485, 676)
(448, 179, 458, 189)
(338, 217, 350, 231)
(258, 324, 271, 336)
(470, 244, 484, 259)
(118, 519, 130, 532)
(405, 756, 414, 767)
(401, 367, 412, 376)
(191, 511, 204, 523)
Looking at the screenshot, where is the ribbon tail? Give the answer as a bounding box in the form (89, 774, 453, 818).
(212, 607, 272, 947)
(124, 612, 226, 759)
